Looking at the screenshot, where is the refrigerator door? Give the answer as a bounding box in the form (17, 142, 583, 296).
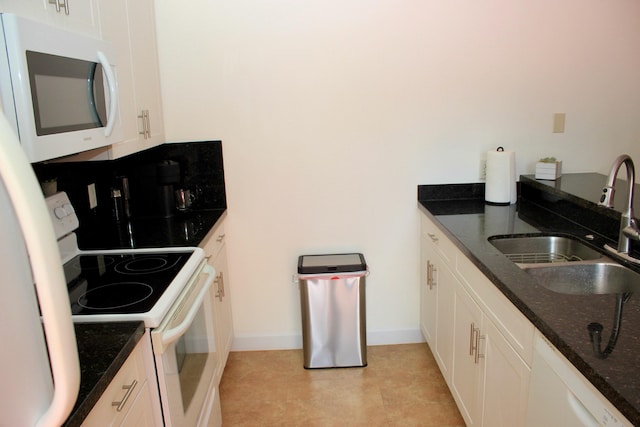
(0, 113, 79, 426)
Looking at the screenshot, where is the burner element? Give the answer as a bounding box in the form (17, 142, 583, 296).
(115, 255, 182, 275)
(64, 251, 193, 315)
(78, 282, 153, 310)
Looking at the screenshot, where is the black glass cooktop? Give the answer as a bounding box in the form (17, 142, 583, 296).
(64, 251, 193, 315)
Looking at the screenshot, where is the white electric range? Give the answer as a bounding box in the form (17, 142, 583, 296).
(47, 192, 219, 427)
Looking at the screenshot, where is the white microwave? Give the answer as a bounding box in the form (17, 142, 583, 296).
(0, 14, 121, 163)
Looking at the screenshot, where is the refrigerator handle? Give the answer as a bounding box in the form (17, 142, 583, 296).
(0, 114, 80, 426)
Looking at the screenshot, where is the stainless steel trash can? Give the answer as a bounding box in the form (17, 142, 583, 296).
(298, 253, 367, 369)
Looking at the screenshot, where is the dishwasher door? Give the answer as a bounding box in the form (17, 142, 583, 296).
(526, 332, 631, 427)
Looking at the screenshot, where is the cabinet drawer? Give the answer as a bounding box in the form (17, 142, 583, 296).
(421, 213, 456, 264)
(456, 253, 534, 365)
(81, 340, 147, 426)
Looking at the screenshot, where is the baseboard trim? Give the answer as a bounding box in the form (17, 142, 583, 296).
(231, 328, 425, 352)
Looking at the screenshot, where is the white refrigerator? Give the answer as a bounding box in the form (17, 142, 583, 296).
(0, 112, 80, 426)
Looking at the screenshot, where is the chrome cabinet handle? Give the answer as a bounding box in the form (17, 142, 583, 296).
(474, 328, 485, 364)
(427, 233, 438, 242)
(469, 323, 475, 356)
(216, 233, 226, 243)
(215, 272, 225, 301)
(430, 264, 437, 289)
(469, 323, 485, 364)
(138, 110, 150, 139)
(112, 379, 138, 412)
(426, 260, 437, 290)
(49, 0, 69, 15)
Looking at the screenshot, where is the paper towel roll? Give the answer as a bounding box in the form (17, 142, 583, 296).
(485, 147, 516, 205)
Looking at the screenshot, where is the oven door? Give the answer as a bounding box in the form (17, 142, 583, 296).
(151, 262, 218, 427)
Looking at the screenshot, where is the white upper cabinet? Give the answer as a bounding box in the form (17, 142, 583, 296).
(97, 0, 164, 160)
(0, 0, 100, 37)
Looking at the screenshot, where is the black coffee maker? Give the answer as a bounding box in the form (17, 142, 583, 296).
(133, 160, 181, 218)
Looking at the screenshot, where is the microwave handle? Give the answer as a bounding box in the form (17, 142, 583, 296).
(96, 51, 118, 137)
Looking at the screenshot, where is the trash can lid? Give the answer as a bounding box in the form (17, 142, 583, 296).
(298, 253, 366, 274)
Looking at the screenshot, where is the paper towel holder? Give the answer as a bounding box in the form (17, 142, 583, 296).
(485, 146, 517, 205)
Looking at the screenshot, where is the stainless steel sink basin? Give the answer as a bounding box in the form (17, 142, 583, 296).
(523, 262, 640, 295)
(488, 235, 603, 264)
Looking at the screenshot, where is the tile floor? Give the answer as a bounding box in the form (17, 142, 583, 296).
(219, 343, 465, 426)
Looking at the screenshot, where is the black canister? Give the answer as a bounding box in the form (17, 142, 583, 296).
(156, 160, 181, 217)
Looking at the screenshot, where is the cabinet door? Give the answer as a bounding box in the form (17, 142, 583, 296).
(451, 284, 484, 427)
(120, 381, 155, 427)
(420, 233, 436, 345)
(211, 245, 233, 375)
(200, 219, 234, 385)
(481, 319, 530, 427)
(433, 255, 455, 383)
(81, 337, 151, 427)
(123, 0, 164, 147)
(421, 233, 455, 381)
(98, 0, 164, 160)
(0, 0, 99, 36)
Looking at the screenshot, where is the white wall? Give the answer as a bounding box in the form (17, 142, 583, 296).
(154, 0, 640, 350)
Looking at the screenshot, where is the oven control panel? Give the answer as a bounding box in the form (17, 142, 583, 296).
(45, 192, 79, 240)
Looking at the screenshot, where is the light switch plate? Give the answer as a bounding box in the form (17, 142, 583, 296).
(553, 113, 566, 133)
(88, 183, 97, 209)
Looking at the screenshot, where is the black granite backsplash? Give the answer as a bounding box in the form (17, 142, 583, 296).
(31, 141, 226, 249)
(519, 174, 638, 256)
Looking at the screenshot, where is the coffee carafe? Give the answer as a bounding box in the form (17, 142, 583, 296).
(156, 160, 181, 217)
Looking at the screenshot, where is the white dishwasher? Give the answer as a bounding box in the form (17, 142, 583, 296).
(527, 331, 632, 427)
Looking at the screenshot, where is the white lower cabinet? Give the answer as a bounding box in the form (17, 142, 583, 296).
(420, 230, 455, 379)
(199, 216, 234, 386)
(451, 284, 484, 426)
(81, 335, 155, 427)
(481, 319, 530, 426)
(420, 210, 531, 427)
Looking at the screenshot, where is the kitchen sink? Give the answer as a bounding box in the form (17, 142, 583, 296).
(488, 234, 603, 264)
(523, 262, 640, 295)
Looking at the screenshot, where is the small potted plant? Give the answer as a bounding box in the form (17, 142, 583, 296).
(535, 157, 562, 180)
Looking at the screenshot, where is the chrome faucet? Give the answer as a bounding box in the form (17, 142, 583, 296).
(598, 154, 640, 262)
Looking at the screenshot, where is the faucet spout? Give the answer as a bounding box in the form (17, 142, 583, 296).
(599, 154, 639, 256)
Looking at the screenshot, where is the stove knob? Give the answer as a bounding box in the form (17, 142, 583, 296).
(54, 206, 67, 219)
(62, 203, 75, 215)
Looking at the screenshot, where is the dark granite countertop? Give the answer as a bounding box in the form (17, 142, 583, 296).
(64, 322, 145, 427)
(418, 174, 640, 425)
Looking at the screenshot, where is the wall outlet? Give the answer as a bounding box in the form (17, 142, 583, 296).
(479, 158, 487, 180)
(88, 183, 97, 209)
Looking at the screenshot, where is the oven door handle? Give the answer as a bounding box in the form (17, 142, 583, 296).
(152, 264, 215, 354)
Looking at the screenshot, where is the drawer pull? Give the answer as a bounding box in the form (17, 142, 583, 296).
(426, 261, 437, 290)
(215, 272, 225, 301)
(469, 323, 475, 356)
(427, 233, 438, 242)
(216, 233, 226, 243)
(474, 328, 485, 364)
(112, 379, 138, 412)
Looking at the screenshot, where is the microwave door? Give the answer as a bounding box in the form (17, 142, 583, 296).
(26, 51, 108, 136)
